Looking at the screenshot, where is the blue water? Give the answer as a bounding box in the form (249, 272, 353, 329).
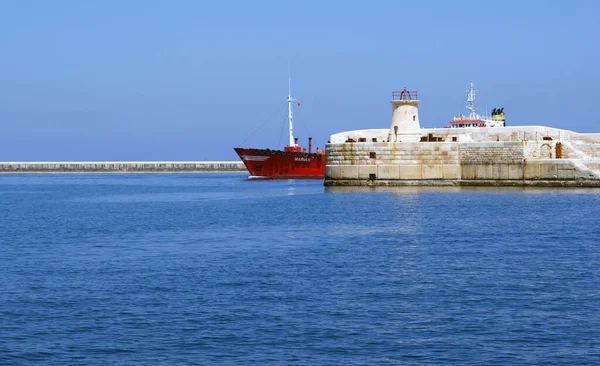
(1, 174, 599, 365)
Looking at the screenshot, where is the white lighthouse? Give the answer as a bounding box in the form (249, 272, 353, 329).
(388, 88, 422, 142)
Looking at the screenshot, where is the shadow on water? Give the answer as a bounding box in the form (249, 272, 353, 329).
(242, 177, 324, 182)
(324, 185, 600, 194)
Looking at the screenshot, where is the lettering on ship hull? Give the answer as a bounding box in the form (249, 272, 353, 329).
(242, 155, 270, 161)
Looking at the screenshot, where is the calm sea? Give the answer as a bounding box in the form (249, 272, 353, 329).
(1, 174, 599, 365)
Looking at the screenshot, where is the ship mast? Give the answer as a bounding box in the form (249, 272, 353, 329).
(466, 82, 477, 119)
(287, 77, 297, 147)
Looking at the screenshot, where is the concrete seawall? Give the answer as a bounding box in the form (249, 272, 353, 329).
(0, 161, 246, 174)
(325, 126, 600, 187)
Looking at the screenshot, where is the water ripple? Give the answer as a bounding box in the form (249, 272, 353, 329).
(1, 174, 599, 365)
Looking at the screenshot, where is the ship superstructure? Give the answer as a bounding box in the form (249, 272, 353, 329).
(447, 82, 505, 128)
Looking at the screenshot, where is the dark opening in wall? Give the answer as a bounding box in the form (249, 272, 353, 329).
(369, 173, 376, 180)
(369, 152, 377, 159)
(372, 138, 377, 142)
(358, 137, 367, 142)
(452, 137, 458, 142)
(556, 142, 563, 158)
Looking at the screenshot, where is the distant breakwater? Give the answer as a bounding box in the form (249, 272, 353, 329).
(0, 161, 246, 174)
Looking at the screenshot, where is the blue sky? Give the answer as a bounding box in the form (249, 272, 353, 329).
(0, 0, 598, 161)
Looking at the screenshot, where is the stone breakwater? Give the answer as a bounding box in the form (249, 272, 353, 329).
(325, 126, 600, 187)
(0, 161, 246, 174)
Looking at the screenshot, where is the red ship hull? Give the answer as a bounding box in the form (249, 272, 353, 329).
(234, 147, 325, 178)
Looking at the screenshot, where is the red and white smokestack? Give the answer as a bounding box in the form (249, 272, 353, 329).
(308, 137, 312, 154)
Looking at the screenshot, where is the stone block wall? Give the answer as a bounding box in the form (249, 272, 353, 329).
(325, 142, 461, 180)
(325, 139, 600, 186)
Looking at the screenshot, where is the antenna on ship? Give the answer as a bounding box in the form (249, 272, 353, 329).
(287, 75, 297, 147)
(466, 82, 478, 119)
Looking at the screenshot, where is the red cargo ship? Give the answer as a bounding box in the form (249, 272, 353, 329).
(234, 81, 325, 179)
